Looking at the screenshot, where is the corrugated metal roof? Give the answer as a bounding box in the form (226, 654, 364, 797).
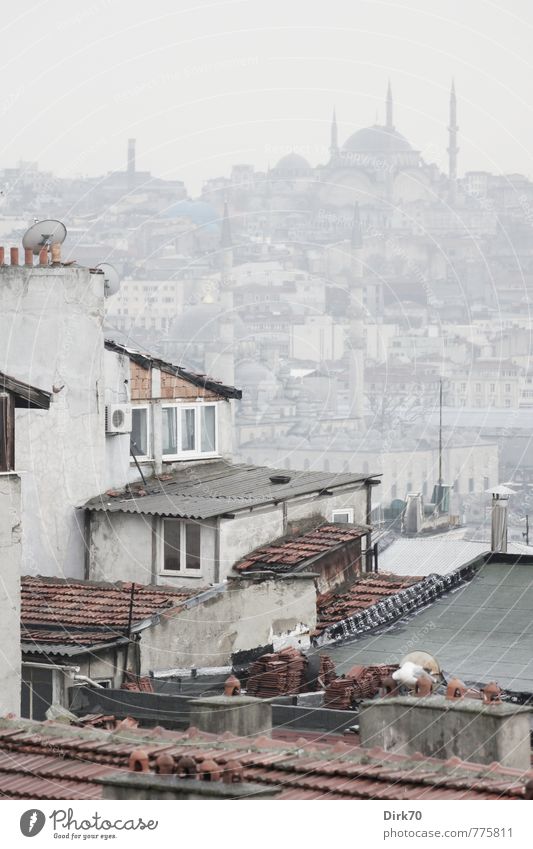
(380, 536, 533, 577)
(85, 461, 377, 519)
(323, 559, 533, 694)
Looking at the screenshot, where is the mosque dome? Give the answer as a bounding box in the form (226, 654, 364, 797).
(342, 125, 413, 154)
(236, 360, 278, 386)
(274, 152, 312, 172)
(168, 302, 246, 343)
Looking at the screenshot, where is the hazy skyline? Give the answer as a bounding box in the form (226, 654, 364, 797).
(3, 0, 533, 194)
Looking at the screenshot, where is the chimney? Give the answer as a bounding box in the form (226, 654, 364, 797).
(188, 695, 272, 737)
(359, 694, 531, 770)
(490, 488, 512, 553)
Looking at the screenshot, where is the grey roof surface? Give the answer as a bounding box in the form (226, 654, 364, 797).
(380, 537, 533, 577)
(85, 461, 378, 520)
(322, 560, 533, 693)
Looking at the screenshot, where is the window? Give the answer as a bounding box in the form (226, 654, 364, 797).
(162, 403, 218, 459)
(131, 406, 150, 459)
(162, 520, 202, 572)
(332, 509, 354, 524)
(163, 520, 202, 572)
(21, 666, 54, 721)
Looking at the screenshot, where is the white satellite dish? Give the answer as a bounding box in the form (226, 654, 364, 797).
(22, 219, 67, 255)
(96, 262, 121, 297)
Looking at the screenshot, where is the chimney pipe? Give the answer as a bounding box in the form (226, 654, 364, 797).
(10, 247, 19, 266)
(24, 248, 33, 267)
(491, 495, 508, 553)
(0, 247, 4, 265)
(50, 243, 61, 266)
(39, 247, 48, 266)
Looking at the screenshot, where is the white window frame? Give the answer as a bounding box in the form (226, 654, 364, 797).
(332, 508, 354, 524)
(130, 404, 151, 461)
(161, 402, 218, 461)
(161, 519, 203, 576)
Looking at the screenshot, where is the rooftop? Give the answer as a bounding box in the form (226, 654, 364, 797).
(0, 718, 530, 801)
(323, 558, 533, 694)
(21, 576, 202, 655)
(85, 461, 378, 520)
(235, 523, 365, 574)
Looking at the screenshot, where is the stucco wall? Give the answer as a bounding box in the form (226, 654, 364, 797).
(139, 576, 317, 671)
(0, 266, 106, 577)
(0, 473, 22, 715)
(90, 512, 153, 584)
(218, 507, 285, 579)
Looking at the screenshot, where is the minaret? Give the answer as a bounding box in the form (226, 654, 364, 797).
(386, 80, 393, 129)
(213, 200, 235, 386)
(447, 80, 459, 205)
(347, 203, 365, 423)
(330, 107, 340, 163)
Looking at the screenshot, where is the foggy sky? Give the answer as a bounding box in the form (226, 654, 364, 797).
(2, 0, 533, 193)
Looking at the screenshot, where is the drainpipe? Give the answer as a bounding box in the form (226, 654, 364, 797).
(365, 481, 373, 572)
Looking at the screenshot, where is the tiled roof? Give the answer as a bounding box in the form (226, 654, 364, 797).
(0, 719, 530, 801)
(235, 523, 365, 574)
(21, 576, 202, 652)
(315, 573, 422, 637)
(84, 462, 378, 520)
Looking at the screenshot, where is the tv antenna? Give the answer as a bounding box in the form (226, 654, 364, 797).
(22, 219, 67, 255)
(96, 262, 121, 297)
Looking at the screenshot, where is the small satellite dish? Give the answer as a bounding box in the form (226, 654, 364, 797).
(22, 219, 67, 255)
(401, 650, 441, 677)
(96, 262, 121, 297)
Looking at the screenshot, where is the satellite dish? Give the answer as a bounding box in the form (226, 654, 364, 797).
(401, 650, 441, 677)
(96, 262, 121, 297)
(22, 219, 67, 255)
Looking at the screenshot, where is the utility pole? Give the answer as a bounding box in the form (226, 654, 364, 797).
(523, 514, 529, 546)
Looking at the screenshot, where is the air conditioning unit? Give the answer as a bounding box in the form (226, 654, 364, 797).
(105, 404, 132, 435)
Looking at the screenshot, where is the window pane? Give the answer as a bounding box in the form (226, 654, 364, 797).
(162, 408, 177, 455)
(164, 520, 181, 570)
(201, 406, 216, 452)
(181, 408, 196, 451)
(131, 408, 148, 456)
(186, 522, 201, 569)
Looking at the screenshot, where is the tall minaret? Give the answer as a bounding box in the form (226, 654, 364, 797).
(330, 107, 340, 163)
(347, 202, 365, 423)
(386, 80, 394, 129)
(207, 200, 235, 387)
(447, 80, 459, 205)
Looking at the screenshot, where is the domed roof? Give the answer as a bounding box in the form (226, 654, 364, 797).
(236, 360, 278, 386)
(343, 125, 412, 154)
(274, 152, 312, 172)
(163, 199, 218, 226)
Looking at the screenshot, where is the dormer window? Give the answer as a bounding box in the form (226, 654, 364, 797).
(162, 402, 218, 459)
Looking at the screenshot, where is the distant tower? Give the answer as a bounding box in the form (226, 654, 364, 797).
(447, 80, 459, 205)
(212, 200, 235, 386)
(386, 80, 394, 129)
(347, 203, 365, 423)
(330, 107, 340, 163)
(127, 138, 136, 187)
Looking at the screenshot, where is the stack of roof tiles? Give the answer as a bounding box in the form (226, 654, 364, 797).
(0, 719, 531, 801)
(319, 654, 337, 688)
(246, 648, 308, 697)
(235, 523, 364, 574)
(314, 573, 422, 637)
(324, 665, 398, 710)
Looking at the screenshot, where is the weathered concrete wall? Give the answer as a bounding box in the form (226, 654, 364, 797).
(0, 266, 107, 577)
(0, 473, 22, 715)
(189, 695, 272, 736)
(359, 695, 532, 770)
(103, 349, 131, 490)
(218, 508, 284, 578)
(139, 576, 317, 672)
(89, 511, 153, 584)
(286, 487, 369, 527)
